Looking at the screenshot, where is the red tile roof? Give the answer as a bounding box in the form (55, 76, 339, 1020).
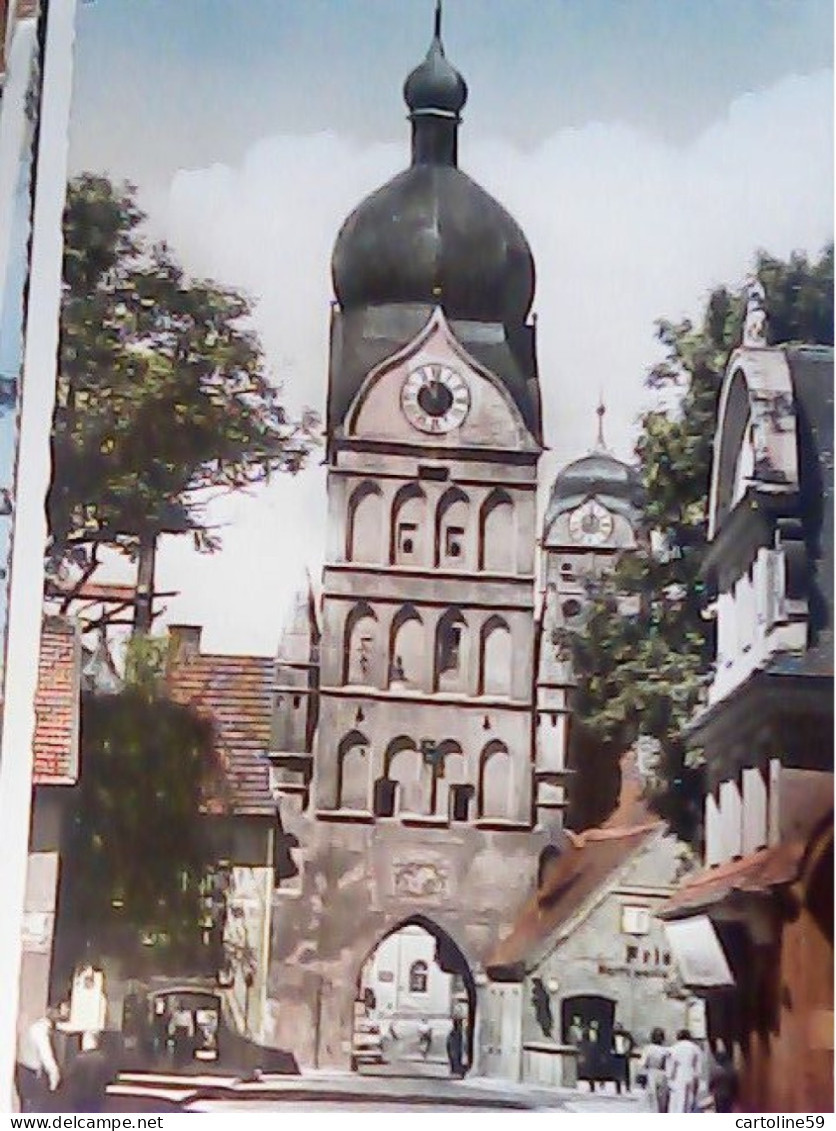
(32, 615, 81, 785)
(487, 751, 664, 976)
(167, 643, 275, 816)
(658, 842, 806, 920)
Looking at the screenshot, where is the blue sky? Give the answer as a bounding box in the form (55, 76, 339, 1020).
(70, 0, 833, 178)
(63, 0, 834, 654)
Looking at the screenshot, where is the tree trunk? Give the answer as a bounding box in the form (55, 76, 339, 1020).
(133, 533, 157, 636)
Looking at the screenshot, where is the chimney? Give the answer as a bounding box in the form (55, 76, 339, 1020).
(168, 624, 202, 662)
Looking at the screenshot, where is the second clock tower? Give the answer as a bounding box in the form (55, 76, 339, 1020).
(535, 403, 644, 831)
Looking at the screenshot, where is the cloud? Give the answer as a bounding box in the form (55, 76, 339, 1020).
(143, 69, 831, 655)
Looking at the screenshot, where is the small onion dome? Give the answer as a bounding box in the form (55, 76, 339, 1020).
(403, 17, 468, 118)
(546, 451, 643, 529)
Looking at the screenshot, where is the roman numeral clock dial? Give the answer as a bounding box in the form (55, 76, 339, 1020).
(401, 364, 470, 434)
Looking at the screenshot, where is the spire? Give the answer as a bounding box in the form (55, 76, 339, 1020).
(593, 396, 609, 452)
(434, 0, 442, 41)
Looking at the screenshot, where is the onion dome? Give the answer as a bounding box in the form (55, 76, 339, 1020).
(545, 403, 643, 528)
(330, 3, 535, 326)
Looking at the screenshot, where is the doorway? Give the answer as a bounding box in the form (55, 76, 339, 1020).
(561, 993, 616, 1085)
(354, 916, 476, 1077)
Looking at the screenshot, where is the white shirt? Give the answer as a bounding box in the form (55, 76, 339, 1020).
(18, 1019, 60, 1084)
(667, 1038, 702, 1085)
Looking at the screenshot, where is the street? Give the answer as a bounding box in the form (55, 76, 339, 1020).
(105, 1069, 644, 1113)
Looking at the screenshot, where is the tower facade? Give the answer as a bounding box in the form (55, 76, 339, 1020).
(536, 407, 643, 830)
(266, 14, 548, 1071)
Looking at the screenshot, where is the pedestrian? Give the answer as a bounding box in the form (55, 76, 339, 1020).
(636, 1027, 669, 1112)
(417, 1017, 432, 1059)
(151, 997, 170, 1064)
(15, 1005, 64, 1112)
(567, 1015, 584, 1049)
(446, 1017, 466, 1079)
(611, 1021, 635, 1094)
(667, 1028, 702, 1113)
(167, 998, 195, 1069)
(582, 1019, 601, 1092)
(708, 1040, 738, 1113)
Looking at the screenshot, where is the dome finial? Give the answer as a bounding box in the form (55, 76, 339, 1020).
(594, 395, 608, 452)
(434, 0, 443, 43)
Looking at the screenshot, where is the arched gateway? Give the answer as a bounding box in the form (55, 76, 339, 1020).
(354, 916, 477, 1074)
(264, 11, 550, 1074)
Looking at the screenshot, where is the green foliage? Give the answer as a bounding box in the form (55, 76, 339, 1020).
(50, 173, 318, 588)
(565, 245, 834, 845)
(60, 639, 227, 966)
(122, 632, 171, 693)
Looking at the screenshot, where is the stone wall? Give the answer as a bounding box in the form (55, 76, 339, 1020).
(264, 813, 546, 1068)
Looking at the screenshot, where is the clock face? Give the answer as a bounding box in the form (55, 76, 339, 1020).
(401, 364, 470, 434)
(568, 500, 614, 546)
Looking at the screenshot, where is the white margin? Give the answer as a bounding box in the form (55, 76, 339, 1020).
(0, 0, 77, 1109)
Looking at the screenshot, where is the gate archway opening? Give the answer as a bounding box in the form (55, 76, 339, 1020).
(353, 915, 476, 1077)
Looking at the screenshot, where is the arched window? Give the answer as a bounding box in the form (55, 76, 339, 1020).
(435, 746, 471, 822)
(409, 961, 428, 993)
(436, 486, 470, 568)
(337, 731, 371, 811)
(479, 615, 512, 696)
(389, 605, 424, 688)
(479, 489, 515, 573)
(344, 603, 378, 686)
(386, 737, 430, 816)
(434, 609, 468, 692)
(347, 481, 383, 563)
(479, 740, 512, 819)
(391, 483, 427, 565)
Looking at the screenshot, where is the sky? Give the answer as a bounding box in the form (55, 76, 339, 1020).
(63, 0, 834, 656)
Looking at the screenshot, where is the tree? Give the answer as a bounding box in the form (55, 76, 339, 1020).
(50, 173, 318, 628)
(57, 635, 228, 971)
(565, 245, 834, 845)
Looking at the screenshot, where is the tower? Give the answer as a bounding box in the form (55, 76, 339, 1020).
(266, 10, 548, 1071)
(536, 403, 643, 830)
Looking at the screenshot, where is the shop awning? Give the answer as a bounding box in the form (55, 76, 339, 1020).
(664, 916, 735, 990)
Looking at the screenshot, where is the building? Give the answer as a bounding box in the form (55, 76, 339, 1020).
(661, 291, 834, 1112)
(260, 12, 554, 1072)
(17, 615, 82, 1036)
(536, 405, 644, 830)
(164, 625, 278, 1045)
(360, 923, 458, 1062)
(484, 751, 698, 1087)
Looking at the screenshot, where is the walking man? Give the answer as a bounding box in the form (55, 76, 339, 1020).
(667, 1028, 703, 1112)
(446, 1018, 466, 1079)
(16, 1005, 64, 1112)
(417, 1017, 432, 1059)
